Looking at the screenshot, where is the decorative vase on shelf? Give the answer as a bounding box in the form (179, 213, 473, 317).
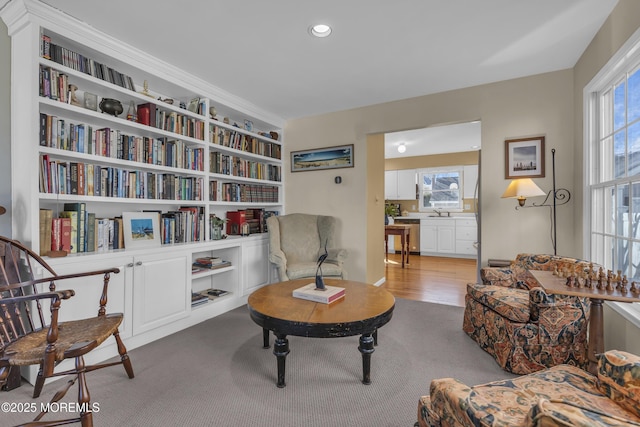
(211, 226, 223, 240)
(99, 98, 123, 116)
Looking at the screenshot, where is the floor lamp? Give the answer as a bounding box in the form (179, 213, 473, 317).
(501, 149, 570, 255)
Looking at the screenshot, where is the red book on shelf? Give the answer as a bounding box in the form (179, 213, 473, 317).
(51, 217, 72, 253)
(59, 217, 72, 253)
(137, 102, 156, 127)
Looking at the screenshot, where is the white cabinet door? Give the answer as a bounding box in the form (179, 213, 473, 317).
(463, 165, 478, 199)
(243, 237, 271, 295)
(47, 255, 134, 339)
(132, 251, 190, 334)
(385, 170, 398, 199)
(420, 224, 437, 252)
(396, 169, 417, 200)
(437, 226, 456, 253)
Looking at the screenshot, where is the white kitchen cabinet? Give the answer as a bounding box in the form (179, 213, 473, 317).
(385, 169, 417, 200)
(420, 219, 455, 254)
(385, 170, 399, 199)
(455, 218, 478, 257)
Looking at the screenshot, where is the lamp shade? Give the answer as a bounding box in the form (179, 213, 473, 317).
(502, 178, 545, 206)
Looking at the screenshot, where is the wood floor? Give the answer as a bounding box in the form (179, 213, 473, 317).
(381, 253, 477, 307)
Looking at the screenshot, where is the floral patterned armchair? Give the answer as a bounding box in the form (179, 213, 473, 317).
(463, 254, 595, 375)
(417, 350, 640, 427)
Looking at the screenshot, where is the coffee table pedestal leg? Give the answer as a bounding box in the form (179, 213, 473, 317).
(273, 333, 290, 388)
(358, 333, 375, 385)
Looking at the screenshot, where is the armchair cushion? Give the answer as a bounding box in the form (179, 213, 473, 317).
(466, 283, 531, 322)
(418, 357, 640, 427)
(596, 350, 640, 419)
(267, 213, 347, 281)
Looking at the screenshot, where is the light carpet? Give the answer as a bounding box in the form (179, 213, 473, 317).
(2, 298, 515, 426)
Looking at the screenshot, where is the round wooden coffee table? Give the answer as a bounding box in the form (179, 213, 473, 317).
(248, 279, 395, 388)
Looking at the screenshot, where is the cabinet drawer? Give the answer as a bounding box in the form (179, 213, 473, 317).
(455, 218, 476, 228)
(421, 219, 455, 227)
(456, 240, 477, 254)
(456, 226, 476, 240)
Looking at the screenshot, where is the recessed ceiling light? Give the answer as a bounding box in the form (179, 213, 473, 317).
(309, 24, 332, 38)
(397, 143, 406, 153)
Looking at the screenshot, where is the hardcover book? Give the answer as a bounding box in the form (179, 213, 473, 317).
(292, 283, 345, 304)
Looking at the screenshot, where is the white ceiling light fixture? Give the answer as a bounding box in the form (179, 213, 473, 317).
(397, 143, 406, 153)
(309, 24, 332, 38)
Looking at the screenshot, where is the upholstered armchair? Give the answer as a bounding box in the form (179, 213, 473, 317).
(266, 213, 347, 281)
(463, 254, 594, 374)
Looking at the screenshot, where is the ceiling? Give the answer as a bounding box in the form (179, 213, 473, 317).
(34, 0, 617, 124)
(385, 121, 482, 159)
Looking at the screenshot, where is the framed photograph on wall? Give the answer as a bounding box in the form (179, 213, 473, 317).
(504, 136, 545, 179)
(291, 144, 354, 172)
(122, 212, 161, 249)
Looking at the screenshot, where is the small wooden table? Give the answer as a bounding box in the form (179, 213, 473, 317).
(529, 270, 640, 374)
(385, 224, 411, 268)
(247, 279, 395, 388)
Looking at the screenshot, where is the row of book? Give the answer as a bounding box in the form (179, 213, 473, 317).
(39, 65, 69, 103)
(158, 207, 205, 245)
(209, 125, 281, 160)
(209, 152, 281, 182)
(137, 102, 205, 141)
(40, 155, 204, 201)
(39, 204, 205, 256)
(209, 181, 279, 203)
(40, 113, 205, 172)
(41, 34, 136, 91)
(225, 209, 272, 235)
(40, 205, 122, 255)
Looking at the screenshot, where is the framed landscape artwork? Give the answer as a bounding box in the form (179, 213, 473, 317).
(122, 212, 161, 249)
(504, 136, 545, 179)
(291, 144, 354, 172)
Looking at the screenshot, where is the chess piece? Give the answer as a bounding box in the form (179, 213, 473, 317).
(597, 267, 605, 289)
(621, 275, 629, 293)
(631, 281, 638, 294)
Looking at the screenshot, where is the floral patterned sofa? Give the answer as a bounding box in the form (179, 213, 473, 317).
(463, 254, 595, 375)
(417, 350, 640, 427)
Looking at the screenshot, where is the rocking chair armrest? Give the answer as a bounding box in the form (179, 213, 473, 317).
(0, 289, 75, 306)
(15, 267, 120, 289)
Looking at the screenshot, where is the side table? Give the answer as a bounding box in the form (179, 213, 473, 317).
(529, 269, 640, 373)
(385, 225, 411, 268)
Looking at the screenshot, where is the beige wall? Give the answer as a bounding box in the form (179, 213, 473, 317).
(285, 69, 575, 283)
(573, 0, 640, 352)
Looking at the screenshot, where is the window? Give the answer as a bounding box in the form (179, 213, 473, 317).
(418, 167, 463, 211)
(586, 29, 640, 325)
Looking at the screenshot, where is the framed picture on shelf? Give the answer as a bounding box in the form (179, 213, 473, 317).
(84, 92, 98, 111)
(504, 136, 545, 179)
(187, 97, 200, 113)
(122, 212, 161, 249)
(291, 144, 354, 172)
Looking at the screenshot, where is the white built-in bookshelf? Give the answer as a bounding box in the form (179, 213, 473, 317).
(0, 0, 283, 380)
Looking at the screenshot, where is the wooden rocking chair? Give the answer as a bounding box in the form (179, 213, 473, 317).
(0, 237, 134, 426)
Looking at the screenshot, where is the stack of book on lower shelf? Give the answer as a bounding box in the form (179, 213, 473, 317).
(191, 288, 230, 307)
(191, 256, 231, 273)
